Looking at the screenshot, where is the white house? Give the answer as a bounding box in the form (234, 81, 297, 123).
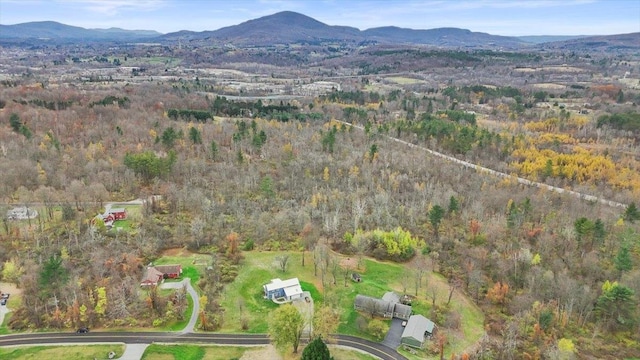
(263, 278, 303, 302)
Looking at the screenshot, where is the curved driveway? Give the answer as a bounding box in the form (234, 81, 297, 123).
(160, 278, 199, 334)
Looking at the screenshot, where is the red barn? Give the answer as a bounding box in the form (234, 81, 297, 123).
(140, 264, 182, 286)
(108, 208, 127, 220)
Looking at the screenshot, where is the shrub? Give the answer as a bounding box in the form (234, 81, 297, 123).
(368, 319, 389, 340)
(242, 239, 255, 251)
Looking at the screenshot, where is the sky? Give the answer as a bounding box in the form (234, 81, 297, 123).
(1, 0, 639, 36)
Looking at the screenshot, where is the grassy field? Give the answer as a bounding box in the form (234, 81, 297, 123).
(141, 344, 250, 360)
(218, 250, 484, 356)
(0, 345, 125, 360)
(385, 76, 424, 85)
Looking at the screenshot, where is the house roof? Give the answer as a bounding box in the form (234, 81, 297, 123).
(394, 303, 412, 318)
(382, 291, 400, 304)
(154, 264, 182, 275)
(401, 315, 435, 342)
(109, 208, 126, 213)
(141, 267, 164, 285)
(264, 278, 300, 292)
(355, 294, 394, 313)
(284, 283, 303, 298)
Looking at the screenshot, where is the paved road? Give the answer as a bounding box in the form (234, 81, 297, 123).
(0, 332, 407, 360)
(337, 120, 628, 209)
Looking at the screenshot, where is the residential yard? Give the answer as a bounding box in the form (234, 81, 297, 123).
(107, 204, 142, 233)
(155, 248, 212, 288)
(218, 250, 485, 357)
(0, 345, 125, 360)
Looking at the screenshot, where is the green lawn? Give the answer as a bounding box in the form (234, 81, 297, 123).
(0, 345, 125, 360)
(141, 344, 249, 360)
(155, 252, 211, 288)
(218, 251, 402, 338)
(219, 251, 484, 356)
(165, 290, 194, 331)
(108, 204, 142, 233)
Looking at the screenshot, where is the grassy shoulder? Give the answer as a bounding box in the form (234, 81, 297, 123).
(141, 344, 250, 360)
(140, 343, 377, 360)
(0, 345, 125, 360)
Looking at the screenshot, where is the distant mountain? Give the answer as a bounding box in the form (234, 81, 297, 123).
(2, 13, 638, 51)
(161, 11, 524, 48)
(517, 35, 588, 44)
(538, 32, 640, 51)
(0, 21, 161, 41)
(161, 11, 362, 45)
(362, 26, 525, 47)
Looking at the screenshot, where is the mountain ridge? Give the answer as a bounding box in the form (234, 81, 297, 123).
(2, 11, 638, 50)
(0, 21, 161, 41)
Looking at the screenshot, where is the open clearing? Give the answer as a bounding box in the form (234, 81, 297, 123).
(218, 250, 484, 357)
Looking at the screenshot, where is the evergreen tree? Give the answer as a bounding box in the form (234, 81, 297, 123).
(189, 126, 202, 144)
(9, 113, 21, 132)
(593, 219, 606, 245)
(615, 245, 633, 273)
(210, 140, 218, 159)
(429, 205, 445, 239)
(596, 281, 637, 330)
(301, 337, 333, 360)
(623, 202, 640, 223)
(448, 196, 459, 214)
(161, 126, 179, 149)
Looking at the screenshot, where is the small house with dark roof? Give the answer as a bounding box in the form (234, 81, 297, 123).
(354, 291, 411, 320)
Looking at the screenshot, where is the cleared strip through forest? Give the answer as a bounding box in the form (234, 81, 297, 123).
(337, 120, 627, 209)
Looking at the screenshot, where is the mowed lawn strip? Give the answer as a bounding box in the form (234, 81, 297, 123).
(141, 344, 252, 360)
(0, 345, 125, 360)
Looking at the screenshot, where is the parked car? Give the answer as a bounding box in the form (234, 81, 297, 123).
(76, 327, 89, 334)
(0, 293, 9, 300)
(0, 299, 7, 306)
